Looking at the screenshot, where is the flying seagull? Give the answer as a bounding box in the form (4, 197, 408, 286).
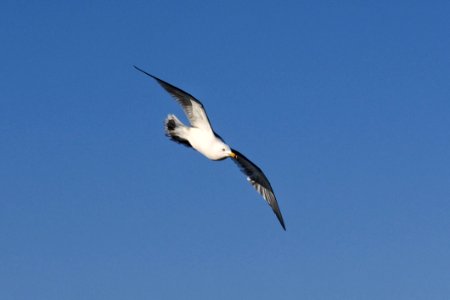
(134, 66, 286, 230)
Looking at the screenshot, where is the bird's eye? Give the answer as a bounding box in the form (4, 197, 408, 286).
(222, 148, 225, 151)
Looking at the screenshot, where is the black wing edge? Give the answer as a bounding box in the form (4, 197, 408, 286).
(231, 148, 286, 231)
(133, 65, 203, 106)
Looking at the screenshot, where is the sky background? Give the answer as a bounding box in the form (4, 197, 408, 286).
(1, 1, 450, 299)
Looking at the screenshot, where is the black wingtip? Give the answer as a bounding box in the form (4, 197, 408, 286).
(133, 65, 199, 103)
(276, 212, 286, 231)
(133, 65, 157, 80)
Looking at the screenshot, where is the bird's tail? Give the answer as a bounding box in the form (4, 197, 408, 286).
(164, 114, 191, 147)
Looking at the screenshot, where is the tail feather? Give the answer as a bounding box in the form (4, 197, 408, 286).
(164, 115, 191, 147)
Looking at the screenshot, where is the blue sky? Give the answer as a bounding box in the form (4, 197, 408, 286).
(1, 0, 450, 299)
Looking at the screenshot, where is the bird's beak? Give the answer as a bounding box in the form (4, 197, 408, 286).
(229, 152, 237, 159)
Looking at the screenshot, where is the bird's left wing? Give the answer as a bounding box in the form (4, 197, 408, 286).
(230, 149, 286, 230)
(134, 66, 213, 132)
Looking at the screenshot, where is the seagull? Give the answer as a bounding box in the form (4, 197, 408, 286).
(134, 66, 286, 230)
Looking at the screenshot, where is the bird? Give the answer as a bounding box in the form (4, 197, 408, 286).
(134, 66, 286, 230)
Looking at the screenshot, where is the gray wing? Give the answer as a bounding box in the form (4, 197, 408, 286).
(231, 148, 286, 230)
(134, 66, 213, 132)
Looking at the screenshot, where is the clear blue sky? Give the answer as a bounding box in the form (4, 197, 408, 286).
(1, 1, 450, 299)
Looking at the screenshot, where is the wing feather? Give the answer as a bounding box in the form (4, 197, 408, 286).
(134, 66, 213, 131)
(231, 148, 286, 230)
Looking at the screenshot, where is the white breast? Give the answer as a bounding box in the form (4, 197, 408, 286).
(187, 128, 226, 160)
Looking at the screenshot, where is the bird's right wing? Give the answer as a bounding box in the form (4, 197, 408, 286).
(134, 66, 213, 132)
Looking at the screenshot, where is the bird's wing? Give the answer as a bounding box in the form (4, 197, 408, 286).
(134, 66, 213, 132)
(230, 148, 286, 230)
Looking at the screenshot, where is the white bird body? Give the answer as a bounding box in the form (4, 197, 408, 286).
(164, 114, 231, 161)
(186, 127, 231, 161)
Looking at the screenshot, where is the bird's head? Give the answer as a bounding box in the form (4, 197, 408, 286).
(213, 142, 236, 160)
